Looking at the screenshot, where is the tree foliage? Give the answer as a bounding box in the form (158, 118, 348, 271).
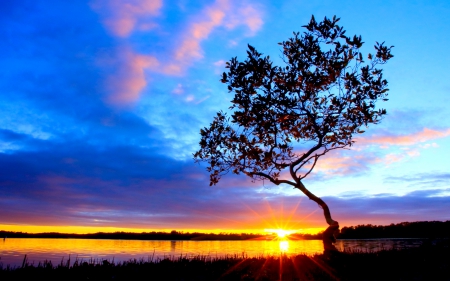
(194, 16, 393, 187)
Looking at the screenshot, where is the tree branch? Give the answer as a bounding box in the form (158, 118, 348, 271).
(255, 172, 296, 187)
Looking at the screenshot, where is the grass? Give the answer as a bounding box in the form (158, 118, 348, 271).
(1, 243, 449, 280)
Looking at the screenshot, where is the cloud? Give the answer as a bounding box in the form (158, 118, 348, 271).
(3, 0, 447, 235)
(214, 60, 226, 67)
(303, 127, 450, 177)
(2, 148, 449, 230)
(172, 84, 184, 95)
(174, 1, 227, 62)
(165, 0, 263, 74)
(102, 48, 159, 104)
(90, 0, 163, 37)
(88, 0, 263, 106)
(356, 128, 450, 147)
(384, 172, 450, 188)
(225, 4, 263, 34)
(91, 0, 264, 109)
(313, 153, 375, 176)
(324, 192, 450, 227)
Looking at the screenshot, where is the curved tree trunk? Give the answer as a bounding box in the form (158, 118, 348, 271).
(296, 181, 339, 251)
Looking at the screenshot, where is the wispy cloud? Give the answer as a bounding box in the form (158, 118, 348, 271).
(164, 0, 264, 74)
(91, 0, 263, 105)
(313, 153, 375, 176)
(355, 128, 450, 147)
(384, 172, 450, 188)
(307, 127, 450, 177)
(90, 0, 162, 37)
(103, 48, 159, 104)
(224, 4, 263, 34)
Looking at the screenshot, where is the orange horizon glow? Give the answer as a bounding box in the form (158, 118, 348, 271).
(0, 191, 329, 236)
(0, 224, 325, 235)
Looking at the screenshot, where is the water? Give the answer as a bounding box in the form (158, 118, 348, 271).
(0, 238, 425, 267)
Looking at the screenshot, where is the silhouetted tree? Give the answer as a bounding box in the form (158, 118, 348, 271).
(194, 16, 393, 247)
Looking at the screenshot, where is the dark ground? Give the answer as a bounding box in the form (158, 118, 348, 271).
(1, 242, 449, 281)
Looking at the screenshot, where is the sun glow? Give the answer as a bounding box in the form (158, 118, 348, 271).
(265, 228, 296, 238)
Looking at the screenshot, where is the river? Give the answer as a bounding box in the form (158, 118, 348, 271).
(0, 238, 425, 267)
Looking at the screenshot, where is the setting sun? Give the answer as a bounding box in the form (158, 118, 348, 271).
(265, 228, 296, 238)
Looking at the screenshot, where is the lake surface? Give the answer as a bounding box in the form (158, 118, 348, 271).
(0, 238, 425, 267)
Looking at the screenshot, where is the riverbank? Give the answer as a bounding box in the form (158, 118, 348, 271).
(1, 243, 449, 281)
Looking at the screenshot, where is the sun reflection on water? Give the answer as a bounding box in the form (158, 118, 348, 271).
(279, 240, 289, 252)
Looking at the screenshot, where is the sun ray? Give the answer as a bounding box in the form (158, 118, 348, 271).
(254, 256, 273, 280)
(284, 208, 320, 231)
(218, 258, 249, 279)
(279, 253, 283, 281)
(283, 196, 304, 229)
(240, 201, 274, 229)
(289, 255, 311, 281)
(263, 197, 281, 230)
(306, 255, 339, 280)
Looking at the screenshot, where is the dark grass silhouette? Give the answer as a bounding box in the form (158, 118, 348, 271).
(2, 242, 449, 281)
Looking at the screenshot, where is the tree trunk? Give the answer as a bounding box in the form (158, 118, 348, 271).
(296, 181, 339, 251)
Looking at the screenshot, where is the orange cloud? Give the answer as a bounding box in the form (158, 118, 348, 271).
(105, 49, 159, 104)
(91, 0, 162, 37)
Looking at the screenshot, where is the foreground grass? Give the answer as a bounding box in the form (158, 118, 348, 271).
(1, 244, 449, 281)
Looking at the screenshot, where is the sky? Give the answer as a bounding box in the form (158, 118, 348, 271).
(1, 0, 449, 234)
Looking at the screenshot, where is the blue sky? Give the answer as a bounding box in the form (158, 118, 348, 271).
(0, 0, 449, 233)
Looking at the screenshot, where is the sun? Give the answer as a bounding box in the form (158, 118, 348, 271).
(265, 228, 296, 238)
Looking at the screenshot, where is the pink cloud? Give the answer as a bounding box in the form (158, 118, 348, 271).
(356, 128, 450, 147)
(172, 84, 184, 95)
(312, 153, 376, 177)
(225, 4, 263, 34)
(214, 59, 226, 67)
(295, 144, 423, 178)
(235, 128, 450, 180)
(91, 0, 162, 37)
(104, 48, 159, 104)
(166, 0, 263, 74)
(92, 0, 264, 106)
(321, 128, 449, 174)
(166, 0, 229, 74)
(239, 5, 263, 32)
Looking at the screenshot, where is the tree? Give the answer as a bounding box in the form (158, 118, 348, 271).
(193, 15, 393, 248)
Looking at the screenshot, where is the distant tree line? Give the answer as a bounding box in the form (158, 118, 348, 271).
(337, 221, 450, 239)
(0, 230, 263, 241)
(2, 221, 449, 240)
